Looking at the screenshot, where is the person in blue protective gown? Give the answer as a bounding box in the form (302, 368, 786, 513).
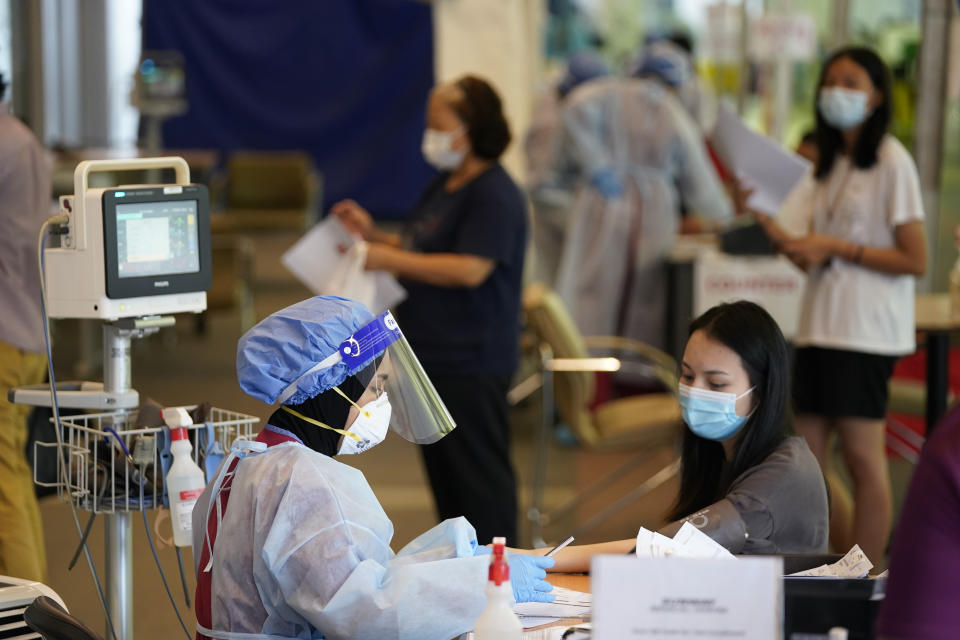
(543, 44, 733, 350)
(192, 296, 554, 640)
(526, 50, 610, 284)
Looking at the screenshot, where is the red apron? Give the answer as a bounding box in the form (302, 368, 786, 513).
(194, 426, 302, 640)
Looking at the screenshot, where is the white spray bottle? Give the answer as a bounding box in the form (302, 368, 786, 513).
(473, 536, 522, 640)
(163, 408, 207, 548)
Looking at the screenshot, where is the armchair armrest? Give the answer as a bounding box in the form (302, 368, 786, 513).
(545, 357, 621, 372)
(582, 335, 676, 371)
(582, 336, 678, 391)
(507, 356, 620, 406)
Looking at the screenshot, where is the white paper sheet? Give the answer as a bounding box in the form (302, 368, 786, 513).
(670, 522, 736, 559)
(788, 544, 874, 578)
(514, 586, 591, 618)
(281, 216, 406, 313)
(634, 527, 684, 557)
(519, 616, 563, 629)
(710, 104, 811, 216)
(281, 216, 356, 293)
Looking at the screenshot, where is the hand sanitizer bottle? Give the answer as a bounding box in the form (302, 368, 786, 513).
(473, 537, 522, 640)
(166, 427, 207, 547)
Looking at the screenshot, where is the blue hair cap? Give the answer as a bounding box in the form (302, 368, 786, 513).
(558, 51, 610, 98)
(237, 296, 375, 405)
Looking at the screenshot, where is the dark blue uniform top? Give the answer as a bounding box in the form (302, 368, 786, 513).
(398, 164, 528, 376)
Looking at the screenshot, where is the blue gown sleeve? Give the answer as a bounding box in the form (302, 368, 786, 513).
(264, 459, 489, 640)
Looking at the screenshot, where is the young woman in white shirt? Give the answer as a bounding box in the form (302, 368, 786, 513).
(757, 46, 927, 565)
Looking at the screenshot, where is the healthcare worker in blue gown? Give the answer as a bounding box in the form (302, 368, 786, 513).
(192, 296, 554, 640)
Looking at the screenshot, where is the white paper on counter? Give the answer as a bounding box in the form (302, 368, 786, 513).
(514, 586, 591, 618)
(788, 544, 874, 578)
(671, 521, 736, 559)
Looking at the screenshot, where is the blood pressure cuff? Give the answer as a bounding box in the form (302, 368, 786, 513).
(679, 499, 749, 554)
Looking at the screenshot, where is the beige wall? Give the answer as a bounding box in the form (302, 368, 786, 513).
(432, 0, 546, 183)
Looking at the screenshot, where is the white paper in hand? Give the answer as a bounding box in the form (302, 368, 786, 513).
(282, 216, 407, 313)
(281, 216, 357, 295)
(710, 104, 810, 216)
(635, 527, 684, 557)
(325, 242, 376, 308)
(671, 521, 736, 559)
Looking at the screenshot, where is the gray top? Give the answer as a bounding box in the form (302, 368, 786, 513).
(0, 104, 51, 353)
(681, 436, 829, 555)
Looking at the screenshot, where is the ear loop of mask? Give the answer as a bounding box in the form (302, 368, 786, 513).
(281, 405, 362, 442)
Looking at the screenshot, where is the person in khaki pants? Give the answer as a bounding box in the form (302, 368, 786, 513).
(0, 72, 52, 582)
(0, 345, 48, 581)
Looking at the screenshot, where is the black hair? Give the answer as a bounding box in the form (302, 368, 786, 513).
(667, 30, 694, 55)
(266, 366, 370, 457)
(813, 46, 892, 181)
(451, 75, 511, 161)
(800, 129, 816, 145)
(667, 301, 790, 522)
(0, 73, 6, 102)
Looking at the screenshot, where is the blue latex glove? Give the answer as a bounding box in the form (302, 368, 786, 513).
(589, 168, 623, 199)
(507, 553, 556, 603)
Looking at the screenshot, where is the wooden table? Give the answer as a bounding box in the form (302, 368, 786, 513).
(915, 293, 960, 434)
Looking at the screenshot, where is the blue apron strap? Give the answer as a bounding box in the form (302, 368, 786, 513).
(157, 425, 173, 507)
(203, 422, 226, 484)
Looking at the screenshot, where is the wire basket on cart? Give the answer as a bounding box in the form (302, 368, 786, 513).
(34, 406, 259, 514)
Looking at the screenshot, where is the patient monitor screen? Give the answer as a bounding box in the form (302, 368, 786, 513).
(102, 184, 211, 300)
(116, 200, 200, 278)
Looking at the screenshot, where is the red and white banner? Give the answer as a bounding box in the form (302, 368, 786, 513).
(694, 250, 806, 338)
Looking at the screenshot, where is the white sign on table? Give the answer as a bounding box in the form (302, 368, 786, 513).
(592, 556, 783, 640)
(694, 249, 806, 338)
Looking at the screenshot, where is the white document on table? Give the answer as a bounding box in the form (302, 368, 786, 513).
(634, 522, 734, 559)
(518, 616, 562, 629)
(670, 521, 736, 559)
(710, 104, 811, 216)
(281, 216, 406, 313)
(592, 555, 783, 640)
(514, 586, 591, 618)
(634, 527, 684, 557)
(788, 544, 874, 578)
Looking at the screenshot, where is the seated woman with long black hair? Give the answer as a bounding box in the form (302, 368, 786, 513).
(541, 301, 828, 570)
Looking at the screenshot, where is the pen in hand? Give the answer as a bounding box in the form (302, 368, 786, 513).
(546, 535, 575, 558)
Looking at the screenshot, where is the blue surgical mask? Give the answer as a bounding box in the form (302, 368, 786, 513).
(818, 87, 871, 131)
(678, 383, 755, 441)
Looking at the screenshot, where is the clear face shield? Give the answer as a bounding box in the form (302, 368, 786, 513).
(279, 311, 456, 445)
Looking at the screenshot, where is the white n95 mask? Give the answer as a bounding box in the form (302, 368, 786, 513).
(337, 392, 392, 455)
(422, 128, 466, 171)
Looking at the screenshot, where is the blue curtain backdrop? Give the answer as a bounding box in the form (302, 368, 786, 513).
(142, 0, 435, 220)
